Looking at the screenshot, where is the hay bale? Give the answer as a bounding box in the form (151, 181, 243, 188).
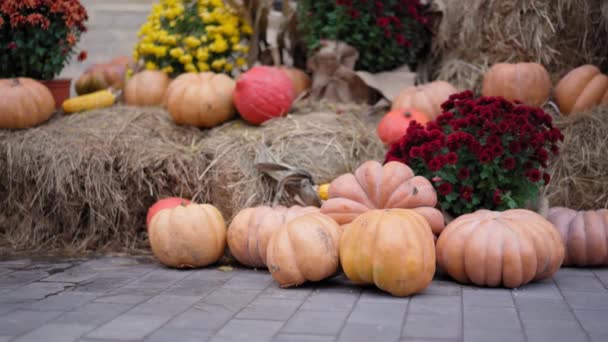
(544, 106, 608, 210)
(433, 0, 608, 92)
(0, 104, 384, 255)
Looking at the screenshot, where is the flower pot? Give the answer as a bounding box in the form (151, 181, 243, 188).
(40, 79, 71, 110)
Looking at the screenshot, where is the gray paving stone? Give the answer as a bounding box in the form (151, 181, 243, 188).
(574, 309, 608, 336)
(282, 310, 350, 335)
(523, 320, 589, 342)
(402, 313, 461, 340)
(23, 292, 97, 311)
(13, 323, 95, 342)
(594, 269, 608, 288)
(0, 268, 13, 276)
(222, 270, 274, 290)
(463, 288, 514, 307)
(421, 280, 462, 296)
(274, 334, 335, 342)
(0, 282, 71, 302)
(0, 337, 12, 342)
(128, 294, 201, 316)
(338, 322, 401, 342)
(197, 288, 262, 312)
(0, 302, 23, 315)
(163, 277, 227, 297)
(210, 319, 283, 342)
(0, 270, 50, 290)
(69, 275, 134, 293)
(0, 310, 64, 336)
(166, 305, 233, 331)
(300, 291, 359, 312)
(554, 273, 607, 292)
(557, 268, 596, 277)
(93, 293, 151, 305)
(0, 259, 31, 267)
(260, 284, 313, 300)
(359, 288, 410, 303)
(401, 339, 459, 342)
(128, 269, 191, 287)
(145, 328, 213, 342)
(52, 302, 134, 326)
(409, 294, 461, 316)
(463, 307, 521, 331)
(85, 313, 171, 341)
(515, 297, 576, 321)
(464, 328, 525, 342)
(562, 290, 608, 310)
(41, 267, 99, 283)
(511, 279, 562, 300)
(236, 298, 303, 321)
(347, 301, 407, 326)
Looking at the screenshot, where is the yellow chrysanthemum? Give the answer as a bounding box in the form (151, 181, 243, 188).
(179, 54, 193, 65)
(198, 62, 210, 71)
(184, 36, 201, 48)
(146, 61, 158, 70)
(185, 63, 198, 72)
(170, 47, 184, 58)
(236, 57, 247, 67)
(162, 66, 174, 73)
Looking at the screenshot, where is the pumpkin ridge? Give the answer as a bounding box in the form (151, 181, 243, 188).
(453, 217, 481, 284)
(524, 220, 548, 281)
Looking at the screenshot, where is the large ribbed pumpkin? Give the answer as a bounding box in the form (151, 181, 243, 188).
(436, 209, 564, 288)
(554, 65, 608, 115)
(148, 203, 226, 268)
(481, 62, 551, 107)
(266, 212, 340, 287)
(124, 70, 170, 106)
(227, 205, 319, 268)
(0, 78, 55, 129)
(320, 160, 445, 235)
(547, 207, 608, 266)
(165, 72, 236, 128)
(340, 209, 436, 297)
(391, 81, 458, 119)
(233, 66, 295, 125)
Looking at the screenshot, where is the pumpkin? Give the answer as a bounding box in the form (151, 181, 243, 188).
(146, 197, 191, 228)
(233, 66, 295, 125)
(547, 207, 608, 266)
(279, 66, 312, 97)
(74, 56, 133, 95)
(266, 212, 340, 287)
(320, 160, 445, 235)
(148, 203, 226, 268)
(376, 108, 431, 145)
(124, 70, 171, 106)
(481, 62, 552, 107)
(227, 205, 319, 268)
(340, 209, 435, 297)
(391, 81, 458, 119)
(554, 65, 608, 115)
(436, 209, 564, 288)
(165, 72, 236, 128)
(0, 78, 55, 129)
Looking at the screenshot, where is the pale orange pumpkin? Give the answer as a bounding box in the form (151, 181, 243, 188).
(165, 72, 236, 128)
(554, 65, 608, 115)
(436, 209, 564, 288)
(391, 81, 458, 119)
(279, 66, 312, 97)
(0, 78, 55, 129)
(340, 209, 436, 297)
(320, 160, 445, 235)
(481, 62, 552, 107)
(227, 205, 319, 268)
(547, 207, 608, 266)
(75, 56, 133, 95)
(124, 70, 170, 106)
(148, 203, 226, 268)
(266, 212, 340, 287)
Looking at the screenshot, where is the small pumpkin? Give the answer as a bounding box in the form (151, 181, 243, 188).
(266, 212, 340, 287)
(165, 72, 236, 128)
(391, 81, 458, 119)
(554, 65, 608, 115)
(340, 209, 436, 297)
(279, 66, 312, 97)
(436, 209, 564, 288)
(227, 205, 319, 268)
(0, 78, 55, 129)
(233, 66, 295, 125)
(148, 203, 226, 268)
(547, 207, 608, 266)
(481, 62, 552, 107)
(377, 108, 430, 145)
(124, 70, 171, 106)
(320, 160, 445, 235)
(146, 197, 191, 228)
(75, 56, 133, 95)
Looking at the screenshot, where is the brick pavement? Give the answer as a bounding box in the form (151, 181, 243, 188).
(0, 257, 607, 341)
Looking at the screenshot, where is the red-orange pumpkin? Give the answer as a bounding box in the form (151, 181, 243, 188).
(376, 108, 430, 145)
(146, 197, 191, 228)
(233, 66, 295, 125)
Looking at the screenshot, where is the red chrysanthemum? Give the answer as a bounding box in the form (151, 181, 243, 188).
(501, 157, 516, 171)
(438, 183, 453, 196)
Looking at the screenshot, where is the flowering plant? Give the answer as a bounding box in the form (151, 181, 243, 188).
(297, 0, 432, 73)
(134, 0, 253, 77)
(0, 0, 88, 80)
(385, 91, 564, 216)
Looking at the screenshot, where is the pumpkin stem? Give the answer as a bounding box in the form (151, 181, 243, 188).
(403, 111, 412, 118)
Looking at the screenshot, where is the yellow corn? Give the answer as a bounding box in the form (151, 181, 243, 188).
(62, 89, 116, 114)
(318, 183, 330, 201)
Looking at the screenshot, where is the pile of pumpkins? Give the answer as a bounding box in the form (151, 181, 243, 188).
(377, 62, 608, 145)
(146, 160, 607, 297)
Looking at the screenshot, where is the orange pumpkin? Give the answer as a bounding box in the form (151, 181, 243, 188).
(340, 209, 436, 297)
(148, 203, 226, 268)
(279, 66, 312, 97)
(436, 209, 564, 288)
(124, 70, 171, 106)
(165, 72, 236, 128)
(391, 81, 458, 119)
(481, 62, 552, 107)
(320, 160, 445, 235)
(266, 212, 340, 287)
(554, 65, 608, 115)
(227, 205, 319, 268)
(376, 108, 430, 145)
(0, 78, 55, 129)
(547, 207, 608, 266)
(75, 56, 133, 95)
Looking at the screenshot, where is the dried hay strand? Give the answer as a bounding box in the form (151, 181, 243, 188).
(544, 105, 608, 210)
(0, 103, 384, 256)
(432, 0, 608, 93)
